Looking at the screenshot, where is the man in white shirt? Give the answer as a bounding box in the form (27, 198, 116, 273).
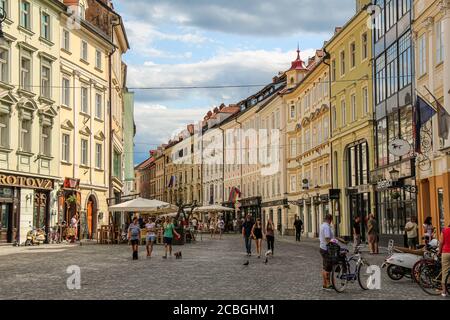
(319, 214, 334, 290)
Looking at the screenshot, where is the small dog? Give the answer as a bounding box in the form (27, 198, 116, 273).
(174, 251, 182, 259)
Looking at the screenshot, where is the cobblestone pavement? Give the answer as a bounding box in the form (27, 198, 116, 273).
(0, 234, 445, 300)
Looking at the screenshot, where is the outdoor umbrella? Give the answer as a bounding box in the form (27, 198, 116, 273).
(108, 198, 178, 213)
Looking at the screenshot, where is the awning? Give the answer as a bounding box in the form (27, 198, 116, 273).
(108, 198, 178, 213)
(193, 205, 235, 213)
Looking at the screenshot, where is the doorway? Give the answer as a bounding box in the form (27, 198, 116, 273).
(349, 193, 370, 241)
(0, 203, 13, 243)
(87, 195, 97, 240)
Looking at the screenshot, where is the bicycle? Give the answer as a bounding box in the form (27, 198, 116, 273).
(330, 244, 372, 293)
(418, 256, 450, 296)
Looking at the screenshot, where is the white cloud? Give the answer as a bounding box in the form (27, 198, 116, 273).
(128, 48, 316, 103)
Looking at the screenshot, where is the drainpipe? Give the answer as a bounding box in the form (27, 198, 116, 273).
(234, 119, 243, 217)
(219, 127, 225, 204)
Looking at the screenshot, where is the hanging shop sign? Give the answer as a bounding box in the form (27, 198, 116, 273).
(0, 174, 54, 190)
(63, 178, 80, 190)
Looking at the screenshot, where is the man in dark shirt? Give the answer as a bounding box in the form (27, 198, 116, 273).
(353, 216, 361, 251)
(294, 216, 304, 242)
(242, 215, 254, 256)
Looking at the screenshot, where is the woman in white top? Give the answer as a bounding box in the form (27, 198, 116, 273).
(145, 217, 157, 257)
(422, 216, 435, 245)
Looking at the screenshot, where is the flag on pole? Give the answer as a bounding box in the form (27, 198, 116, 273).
(414, 95, 436, 153)
(423, 86, 450, 141)
(228, 187, 241, 204)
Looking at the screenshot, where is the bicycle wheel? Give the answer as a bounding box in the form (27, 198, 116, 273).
(445, 271, 450, 295)
(357, 260, 371, 290)
(412, 259, 434, 283)
(418, 264, 442, 296)
(331, 262, 348, 293)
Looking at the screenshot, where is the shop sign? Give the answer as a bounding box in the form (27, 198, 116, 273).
(63, 178, 80, 190)
(329, 189, 341, 200)
(377, 180, 394, 190)
(0, 174, 53, 190)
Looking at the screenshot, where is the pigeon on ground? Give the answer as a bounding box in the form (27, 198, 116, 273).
(264, 257, 268, 264)
(243, 260, 249, 266)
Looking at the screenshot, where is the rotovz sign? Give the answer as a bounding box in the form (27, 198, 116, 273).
(0, 174, 54, 190)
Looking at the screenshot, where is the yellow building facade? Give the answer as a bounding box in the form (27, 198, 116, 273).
(325, 5, 374, 239)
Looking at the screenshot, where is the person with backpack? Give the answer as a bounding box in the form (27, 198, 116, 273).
(128, 217, 141, 260)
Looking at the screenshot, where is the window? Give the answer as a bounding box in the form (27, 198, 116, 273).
(95, 143, 102, 169)
(290, 138, 296, 158)
(290, 105, 295, 119)
(290, 175, 297, 192)
(0, 0, 7, 13)
(375, 54, 386, 104)
(375, 1, 385, 41)
(79, 3, 86, 19)
(362, 87, 369, 115)
(436, 20, 444, 64)
(350, 42, 356, 68)
(62, 29, 70, 51)
(386, 0, 397, 31)
(62, 133, 70, 162)
(351, 94, 356, 121)
(331, 105, 337, 130)
(81, 41, 88, 61)
(399, 0, 411, 18)
(340, 51, 345, 76)
(323, 117, 329, 139)
(81, 139, 88, 166)
(386, 43, 398, 97)
(399, 31, 412, 89)
(20, 1, 31, 29)
(418, 34, 427, 76)
(62, 77, 70, 106)
(0, 113, 8, 147)
(95, 93, 102, 119)
(20, 119, 31, 152)
(20, 50, 32, 91)
(41, 125, 51, 156)
(95, 50, 102, 69)
(304, 128, 311, 151)
(347, 141, 369, 187)
(331, 60, 336, 82)
(113, 151, 121, 178)
(81, 86, 88, 113)
(341, 99, 346, 126)
(41, 60, 51, 98)
(362, 33, 368, 60)
(0, 46, 9, 83)
(41, 12, 50, 40)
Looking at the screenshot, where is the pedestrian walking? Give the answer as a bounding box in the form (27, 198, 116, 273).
(353, 216, 361, 251)
(265, 218, 275, 256)
(162, 217, 180, 259)
(128, 217, 141, 260)
(242, 215, 254, 256)
(70, 214, 78, 243)
(319, 214, 334, 290)
(210, 218, 216, 239)
(233, 218, 238, 233)
(294, 216, 303, 242)
(145, 217, 156, 257)
(251, 218, 263, 258)
(367, 213, 379, 254)
(404, 216, 418, 249)
(439, 223, 450, 297)
(217, 217, 225, 239)
(422, 216, 435, 245)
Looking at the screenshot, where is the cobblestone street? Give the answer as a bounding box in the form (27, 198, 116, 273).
(0, 234, 444, 300)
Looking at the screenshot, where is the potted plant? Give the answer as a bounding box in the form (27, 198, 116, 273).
(390, 191, 401, 200)
(66, 194, 78, 208)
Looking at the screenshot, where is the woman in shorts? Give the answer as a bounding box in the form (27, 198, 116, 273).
(128, 217, 141, 260)
(145, 217, 157, 258)
(163, 217, 180, 259)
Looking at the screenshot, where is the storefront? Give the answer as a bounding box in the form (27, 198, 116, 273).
(0, 173, 56, 244)
(239, 196, 261, 221)
(371, 159, 417, 246)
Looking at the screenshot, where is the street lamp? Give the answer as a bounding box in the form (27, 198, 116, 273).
(389, 168, 400, 182)
(0, 7, 7, 47)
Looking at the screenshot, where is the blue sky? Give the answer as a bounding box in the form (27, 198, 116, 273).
(113, 0, 356, 164)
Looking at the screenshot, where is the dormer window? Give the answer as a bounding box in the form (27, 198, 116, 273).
(290, 77, 295, 85)
(79, 2, 86, 19)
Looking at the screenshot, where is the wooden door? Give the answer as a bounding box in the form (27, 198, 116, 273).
(87, 200, 93, 238)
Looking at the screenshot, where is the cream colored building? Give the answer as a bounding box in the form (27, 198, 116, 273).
(0, 0, 66, 244)
(283, 49, 331, 238)
(413, 0, 450, 234)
